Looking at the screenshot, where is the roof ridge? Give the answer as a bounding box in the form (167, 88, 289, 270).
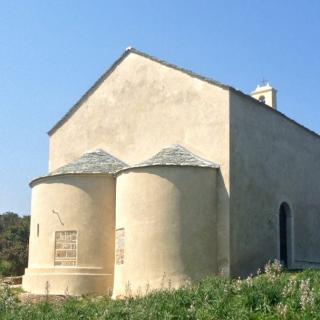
(47, 47, 231, 135)
(127, 47, 230, 90)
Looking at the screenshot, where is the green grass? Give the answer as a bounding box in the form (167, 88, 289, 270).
(2, 262, 320, 319)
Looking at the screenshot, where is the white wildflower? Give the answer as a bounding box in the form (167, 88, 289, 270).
(264, 260, 282, 282)
(245, 274, 253, 287)
(299, 279, 315, 310)
(282, 278, 297, 298)
(277, 303, 289, 319)
(233, 277, 242, 292)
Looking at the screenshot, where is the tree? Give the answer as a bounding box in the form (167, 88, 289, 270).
(0, 212, 30, 276)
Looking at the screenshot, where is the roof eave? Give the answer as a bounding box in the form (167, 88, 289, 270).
(115, 163, 220, 176)
(47, 49, 132, 136)
(230, 87, 320, 140)
(29, 171, 115, 188)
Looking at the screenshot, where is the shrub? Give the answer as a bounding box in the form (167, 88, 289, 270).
(0, 212, 30, 277)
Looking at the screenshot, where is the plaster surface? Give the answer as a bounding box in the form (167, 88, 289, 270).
(48, 52, 231, 275)
(230, 91, 320, 277)
(113, 166, 217, 297)
(23, 174, 115, 295)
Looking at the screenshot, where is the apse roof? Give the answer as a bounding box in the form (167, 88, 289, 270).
(48, 149, 128, 175)
(30, 149, 128, 186)
(119, 145, 219, 172)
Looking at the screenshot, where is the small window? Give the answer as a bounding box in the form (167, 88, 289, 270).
(37, 224, 39, 237)
(259, 95, 266, 103)
(116, 228, 125, 265)
(54, 231, 77, 266)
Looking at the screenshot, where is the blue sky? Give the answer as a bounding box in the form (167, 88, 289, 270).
(1, 1, 320, 215)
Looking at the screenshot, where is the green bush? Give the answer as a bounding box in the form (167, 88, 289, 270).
(0, 212, 30, 276)
(0, 261, 12, 277)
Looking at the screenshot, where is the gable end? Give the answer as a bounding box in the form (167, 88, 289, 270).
(47, 48, 231, 136)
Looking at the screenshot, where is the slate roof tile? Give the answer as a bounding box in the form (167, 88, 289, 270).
(49, 149, 127, 175)
(121, 145, 219, 171)
(30, 149, 128, 186)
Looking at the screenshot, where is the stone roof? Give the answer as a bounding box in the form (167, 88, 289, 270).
(49, 149, 128, 175)
(120, 145, 219, 172)
(30, 149, 128, 186)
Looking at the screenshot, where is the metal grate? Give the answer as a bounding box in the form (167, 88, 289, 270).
(54, 231, 77, 266)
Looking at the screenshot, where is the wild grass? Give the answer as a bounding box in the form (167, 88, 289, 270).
(2, 261, 320, 319)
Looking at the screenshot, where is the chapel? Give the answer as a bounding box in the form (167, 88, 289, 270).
(22, 48, 320, 296)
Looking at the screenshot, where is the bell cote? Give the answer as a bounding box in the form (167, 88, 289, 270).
(251, 82, 277, 109)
